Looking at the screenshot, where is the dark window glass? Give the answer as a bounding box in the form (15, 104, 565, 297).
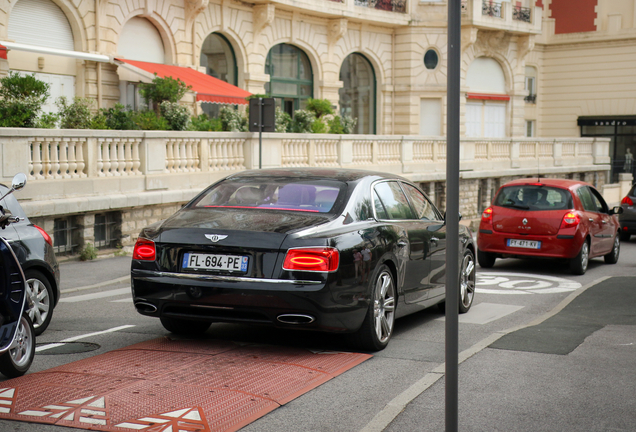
(495, 185, 572, 211)
(577, 187, 597, 212)
(191, 178, 344, 214)
(424, 49, 439, 70)
(373, 191, 388, 220)
(200, 33, 237, 118)
(373, 181, 416, 220)
(265, 44, 313, 117)
(401, 183, 438, 220)
(339, 53, 376, 134)
(589, 187, 608, 212)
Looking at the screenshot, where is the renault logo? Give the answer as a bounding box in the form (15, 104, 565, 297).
(522, 218, 528, 225)
(205, 234, 228, 242)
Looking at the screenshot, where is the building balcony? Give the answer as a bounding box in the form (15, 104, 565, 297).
(462, 0, 542, 34)
(247, 0, 411, 25)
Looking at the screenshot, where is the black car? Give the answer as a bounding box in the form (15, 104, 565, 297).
(131, 169, 475, 350)
(0, 183, 60, 336)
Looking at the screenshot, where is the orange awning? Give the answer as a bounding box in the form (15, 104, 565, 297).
(116, 58, 251, 105)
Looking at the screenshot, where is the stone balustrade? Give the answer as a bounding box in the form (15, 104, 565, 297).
(0, 128, 610, 219)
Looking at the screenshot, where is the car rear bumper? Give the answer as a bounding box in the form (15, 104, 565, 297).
(477, 230, 584, 259)
(618, 219, 636, 233)
(131, 269, 369, 333)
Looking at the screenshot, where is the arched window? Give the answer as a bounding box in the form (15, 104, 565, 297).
(8, 0, 74, 50)
(118, 17, 165, 63)
(200, 33, 237, 86)
(339, 53, 376, 134)
(465, 57, 508, 138)
(265, 44, 313, 116)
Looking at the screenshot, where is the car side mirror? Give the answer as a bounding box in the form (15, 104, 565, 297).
(12, 173, 27, 191)
(609, 206, 623, 215)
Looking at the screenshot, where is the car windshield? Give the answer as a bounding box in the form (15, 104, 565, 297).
(189, 178, 345, 213)
(494, 185, 572, 211)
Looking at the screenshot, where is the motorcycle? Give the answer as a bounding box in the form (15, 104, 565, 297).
(0, 173, 35, 378)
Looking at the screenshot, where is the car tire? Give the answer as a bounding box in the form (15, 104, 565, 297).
(0, 314, 35, 378)
(477, 249, 496, 268)
(604, 235, 620, 264)
(570, 240, 590, 275)
(350, 264, 395, 351)
(619, 231, 630, 242)
(437, 249, 476, 314)
(25, 269, 54, 336)
(160, 316, 211, 335)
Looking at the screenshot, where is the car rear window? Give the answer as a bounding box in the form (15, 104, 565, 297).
(494, 185, 572, 211)
(189, 178, 345, 213)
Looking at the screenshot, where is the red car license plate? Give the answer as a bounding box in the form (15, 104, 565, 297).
(507, 239, 541, 249)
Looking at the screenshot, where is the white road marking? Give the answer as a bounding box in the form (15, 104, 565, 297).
(36, 325, 136, 352)
(437, 302, 524, 324)
(476, 272, 581, 294)
(60, 288, 131, 303)
(110, 298, 134, 303)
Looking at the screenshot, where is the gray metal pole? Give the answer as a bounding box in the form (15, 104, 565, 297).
(446, 0, 461, 431)
(258, 97, 263, 169)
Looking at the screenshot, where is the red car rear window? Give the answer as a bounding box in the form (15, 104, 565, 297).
(190, 178, 345, 213)
(494, 185, 572, 211)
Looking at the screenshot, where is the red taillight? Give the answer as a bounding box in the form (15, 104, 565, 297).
(33, 225, 52, 246)
(133, 238, 156, 261)
(482, 207, 493, 221)
(283, 247, 339, 272)
(621, 196, 633, 205)
(560, 211, 580, 229)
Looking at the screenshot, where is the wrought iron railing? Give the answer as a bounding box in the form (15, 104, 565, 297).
(355, 0, 407, 13)
(513, 5, 531, 22)
(524, 94, 537, 104)
(482, 0, 502, 18)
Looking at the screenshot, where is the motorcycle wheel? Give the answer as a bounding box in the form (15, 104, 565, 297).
(0, 314, 35, 378)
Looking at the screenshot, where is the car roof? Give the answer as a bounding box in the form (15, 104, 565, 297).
(500, 178, 589, 190)
(225, 168, 410, 183)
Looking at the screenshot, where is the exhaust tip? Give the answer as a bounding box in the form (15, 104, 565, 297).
(277, 314, 315, 325)
(135, 301, 158, 314)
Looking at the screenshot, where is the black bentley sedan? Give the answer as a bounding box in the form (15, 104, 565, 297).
(131, 169, 475, 350)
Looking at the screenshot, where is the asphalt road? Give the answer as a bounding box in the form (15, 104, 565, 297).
(1, 240, 635, 431)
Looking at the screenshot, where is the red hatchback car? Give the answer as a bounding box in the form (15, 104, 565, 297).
(477, 178, 623, 275)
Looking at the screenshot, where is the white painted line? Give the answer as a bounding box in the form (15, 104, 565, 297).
(436, 303, 525, 325)
(36, 325, 136, 352)
(61, 276, 130, 294)
(60, 288, 131, 303)
(110, 298, 134, 303)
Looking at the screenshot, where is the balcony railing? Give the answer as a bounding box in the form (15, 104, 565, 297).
(513, 5, 531, 23)
(482, 1, 502, 18)
(355, 0, 407, 13)
(524, 94, 537, 104)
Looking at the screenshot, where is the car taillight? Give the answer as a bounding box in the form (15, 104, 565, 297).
(621, 196, 633, 205)
(133, 238, 156, 261)
(33, 225, 52, 246)
(560, 211, 580, 229)
(282, 247, 339, 272)
(482, 207, 493, 221)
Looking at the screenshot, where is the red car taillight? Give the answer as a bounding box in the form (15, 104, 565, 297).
(481, 207, 493, 222)
(560, 211, 581, 229)
(133, 238, 156, 261)
(282, 247, 340, 272)
(621, 196, 633, 205)
(33, 224, 53, 246)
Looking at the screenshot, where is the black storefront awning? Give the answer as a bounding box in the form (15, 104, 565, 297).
(578, 116, 636, 127)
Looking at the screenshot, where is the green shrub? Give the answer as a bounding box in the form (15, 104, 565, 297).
(219, 106, 247, 132)
(341, 115, 357, 134)
(291, 110, 315, 133)
(89, 113, 109, 130)
(328, 115, 345, 134)
(99, 104, 137, 130)
(311, 117, 328, 134)
(79, 243, 97, 261)
(139, 74, 191, 115)
(56, 97, 94, 129)
(36, 112, 59, 129)
(160, 101, 190, 131)
(275, 107, 292, 133)
(189, 114, 223, 131)
(306, 98, 334, 119)
(132, 110, 169, 130)
(0, 72, 50, 127)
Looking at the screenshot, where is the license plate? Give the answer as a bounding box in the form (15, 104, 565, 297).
(182, 253, 249, 272)
(507, 239, 541, 249)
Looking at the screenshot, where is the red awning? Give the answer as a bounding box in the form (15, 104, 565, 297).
(466, 93, 511, 101)
(0, 44, 7, 60)
(116, 58, 251, 105)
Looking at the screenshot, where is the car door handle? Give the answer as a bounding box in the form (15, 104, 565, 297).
(397, 241, 408, 247)
(431, 237, 439, 244)
(588, 218, 594, 222)
(602, 220, 608, 224)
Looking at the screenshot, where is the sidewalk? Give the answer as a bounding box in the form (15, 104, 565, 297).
(385, 276, 636, 431)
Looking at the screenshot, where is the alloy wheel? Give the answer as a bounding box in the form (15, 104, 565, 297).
(9, 316, 34, 368)
(373, 270, 395, 344)
(580, 242, 589, 272)
(460, 252, 476, 310)
(26, 276, 50, 331)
